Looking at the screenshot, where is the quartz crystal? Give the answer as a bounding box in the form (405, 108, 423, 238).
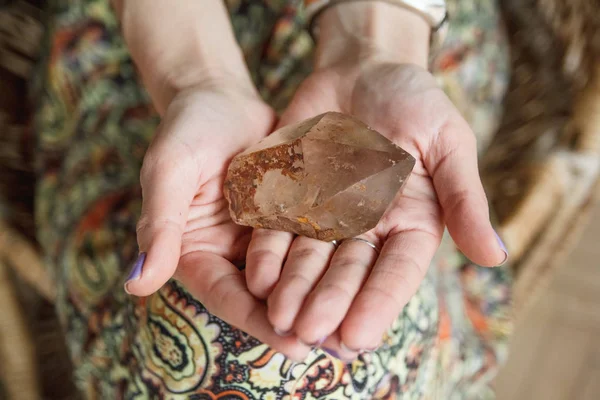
(224, 112, 415, 241)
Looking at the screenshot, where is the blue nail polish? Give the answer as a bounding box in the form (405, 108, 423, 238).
(126, 252, 146, 283)
(494, 231, 509, 265)
(322, 347, 340, 359)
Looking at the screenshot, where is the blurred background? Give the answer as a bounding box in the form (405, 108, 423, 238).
(0, 0, 599, 399)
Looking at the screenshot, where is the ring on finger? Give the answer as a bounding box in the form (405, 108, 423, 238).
(340, 237, 381, 254)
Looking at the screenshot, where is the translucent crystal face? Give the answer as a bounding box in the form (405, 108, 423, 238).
(224, 112, 416, 241)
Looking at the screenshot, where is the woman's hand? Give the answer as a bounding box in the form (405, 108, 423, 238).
(117, 0, 313, 361)
(124, 81, 311, 361)
(245, 3, 507, 358)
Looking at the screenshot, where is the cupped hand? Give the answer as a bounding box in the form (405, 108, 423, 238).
(245, 62, 508, 357)
(124, 81, 311, 360)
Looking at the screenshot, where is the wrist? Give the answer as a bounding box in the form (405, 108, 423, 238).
(313, 1, 430, 70)
(151, 62, 258, 114)
(116, 0, 257, 115)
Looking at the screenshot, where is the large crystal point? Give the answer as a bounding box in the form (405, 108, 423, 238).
(224, 112, 415, 241)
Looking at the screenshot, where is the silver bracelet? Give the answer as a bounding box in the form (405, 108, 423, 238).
(305, 0, 448, 52)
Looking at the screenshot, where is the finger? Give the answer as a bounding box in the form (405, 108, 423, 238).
(293, 238, 378, 345)
(267, 237, 335, 337)
(340, 230, 438, 351)
(245, 229, 294, 299)
(125, 140, 198, 297)
(175, 251, 311, 361)
(274, 78, 334, 129)
(319, 331, 359, 362)
(426, 119, 507, 266)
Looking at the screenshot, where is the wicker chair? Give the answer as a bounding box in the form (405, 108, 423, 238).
(0, 224, 54, 400)
(482, 0, 600, 316)
(0, 0, 599, 398)
(0, 2, 59, 399)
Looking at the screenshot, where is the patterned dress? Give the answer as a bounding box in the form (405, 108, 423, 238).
(34, 0, 512, 398)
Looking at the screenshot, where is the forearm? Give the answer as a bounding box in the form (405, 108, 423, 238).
(314, 2, 430, 70)
(112, 0, 255, 114)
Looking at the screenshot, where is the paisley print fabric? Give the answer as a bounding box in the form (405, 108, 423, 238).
(33, 0, 512, 398)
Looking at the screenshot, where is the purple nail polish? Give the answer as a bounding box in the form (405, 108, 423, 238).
(494, 230, 509, 265)
(322, 347, 340, 359)
(126, 252, 146, 283)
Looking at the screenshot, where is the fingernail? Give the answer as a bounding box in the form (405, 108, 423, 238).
(340, 342, 376, 354)
(324, 346, 356, 362)
(494, 230, 509, 266)
(322, 347, 341, 359)
(341, 342, 360, 353)
(124, 252, 146, 293)
(274, 327, 293, 337)
(298, 336, 326, 348)
(311, 336, 327, 348)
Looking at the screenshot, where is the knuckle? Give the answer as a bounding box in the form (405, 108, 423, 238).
(266, 299, 289, 330)
(247, 249, 281, 269)
(288, 246, 318, 260)
(245, 255, 280, 298)
(331, 254, 358, 267)
(443, 188, 488, 216)
(313, 282, 355, 306)
(379, 253, 425, 282)
(282, 272, 314, 291)
(136, 215, 183, 238)
(253, 229, 290, 240)
(267, 276, 311, 329)
(379, 212, 402, 232)
(362, 286, 404, 311)
(442, 188, 470, 214)
(288, 242, 333, 262)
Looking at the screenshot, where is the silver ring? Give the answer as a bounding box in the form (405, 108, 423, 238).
(340, 237, 381, 254)
(330, 240, 340, 248)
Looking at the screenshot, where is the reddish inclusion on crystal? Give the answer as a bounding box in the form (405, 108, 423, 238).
(224, 112, 415, 241)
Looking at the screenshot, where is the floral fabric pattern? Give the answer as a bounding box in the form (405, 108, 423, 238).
(34, 0, 512, 398)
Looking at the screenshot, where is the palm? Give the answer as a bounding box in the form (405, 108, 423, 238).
(282, 65, 446, 248)
(138, 88, 273, 262)
(129, 87, 318, 360)
(130, 65, 504, 361)
(180, 177, 250, 262)
(245, 63, 505, 355)
(181, 68, 444, 262)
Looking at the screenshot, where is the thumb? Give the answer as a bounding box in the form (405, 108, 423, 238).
(426, 118, 508, 267)
(125, 142, 199, 296)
